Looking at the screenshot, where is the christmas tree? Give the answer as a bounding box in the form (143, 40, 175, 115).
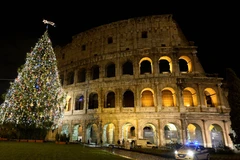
(0, 28, 66, 139)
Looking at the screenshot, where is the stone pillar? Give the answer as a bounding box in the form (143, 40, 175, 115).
(176, 79, 185, 112)
(156, 84, 161, 111)
(159, 121, 165, 146)
(158, 119, 161, 146)
(153, 54, 159, 76)
(197, 84, 205, 109)
(202, 120, 209, 147)
(217, 83, 224, 113)
(180, 117, 187, 144)
(223, 120, 233, 148)
(191, 51, 197, 74)
(74, 69, 77, 84)
(115, 88, 120, 112)
(172, 49, 179, 76)
(135, 85, 140, 112)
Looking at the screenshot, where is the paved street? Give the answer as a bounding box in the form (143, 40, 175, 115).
(101, 147, 175, 160)
(101, 147, 240, 160)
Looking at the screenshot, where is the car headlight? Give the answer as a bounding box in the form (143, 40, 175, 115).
(174, 150, 178, 154)
(187, 150, 194, 157)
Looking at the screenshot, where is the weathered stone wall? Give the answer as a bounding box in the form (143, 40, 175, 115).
(51, 14, 233, 149)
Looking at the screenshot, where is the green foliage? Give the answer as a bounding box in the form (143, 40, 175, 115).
(1, 93, 6, 102)
(0, 122, 48, 140)
(0, 123, 17, 139)
(226, 68, 240, 144)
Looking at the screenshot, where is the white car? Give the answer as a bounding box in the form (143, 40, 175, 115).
(174, 144, 210, 160)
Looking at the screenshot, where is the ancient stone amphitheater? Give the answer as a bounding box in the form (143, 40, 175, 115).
(49, 14, 233, 149)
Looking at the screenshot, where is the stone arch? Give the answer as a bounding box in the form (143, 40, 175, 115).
(75, 94, 84, 110)
(122, 122, 136, 141)
(159, 56, 172, 73)
(142, 123, 158, 144)
(122, 60, 133, 75)
(187, 123, 204, 145)
(209, 124, 224, 148)
(164, 123, 180, 144)
(77, 68, 86, 83)
(102, 123, 116, 145)
(86, 123, 98, 144)
(179, 56, 192, 73)
(88, 92, 98, 109)
(105, 62, 115, 77)
(183, 87, 198, 107)
(90, 65, 100, 80)
(123, 89, 134, 107)
(60, 124, 70, 138)
(204, 88, 218, 107)
(161, 87, 177, 107)
(139, 57, 153, 74)
(67, 71, 74, 85)
(72, 124, 83, 142)
(105, 91, 115, 108)
(140, 88, 154, 107)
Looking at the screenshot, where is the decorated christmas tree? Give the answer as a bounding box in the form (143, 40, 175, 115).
(0, 25, 66, 139)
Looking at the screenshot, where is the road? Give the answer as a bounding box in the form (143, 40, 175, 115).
(101, 147, 175, 160)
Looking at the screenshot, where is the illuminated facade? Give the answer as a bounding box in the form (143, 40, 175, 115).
(49, 14, 233, 148)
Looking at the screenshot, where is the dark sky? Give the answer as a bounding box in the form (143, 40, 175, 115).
(0, 2, 238, 99)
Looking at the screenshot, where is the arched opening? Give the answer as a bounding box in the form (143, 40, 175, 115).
(72, 124, 83, 142)
(102, 123, 115, 145)
(91, 65, 99, 80)
(67, 71, 74, 85)
(179, 56, 192, 73)
(86, 124, 98, 144)
(210, 124, 224, 148)
(106, 62, 115, 77)
(164, 123, 179, 144)
(88, 93, 98, 109)
(141, 90, 154, 107)
(204, 88, 218, 107)
(105, 91, 115, 108)
(187, 123, 203, 145)
(122, 61, 133, 75)
(143, 124, 157, 144)
(159, 56, 172, 73)
(159, 59, 170, 73)
(183, 87, 198, 107)
(139, 57, 153, 74)
(77, 68, 86, 83)
(123, 90, 134, 107)
(75, 95, 84, 110)
(162, 88, 176, 107)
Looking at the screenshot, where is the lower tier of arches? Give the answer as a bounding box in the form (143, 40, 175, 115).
(46, 112, 233, 149)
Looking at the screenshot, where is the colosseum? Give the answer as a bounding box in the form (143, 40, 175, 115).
(49, 14, 233, 149)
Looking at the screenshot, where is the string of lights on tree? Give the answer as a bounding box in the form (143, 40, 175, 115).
(0, 22, 66, 130)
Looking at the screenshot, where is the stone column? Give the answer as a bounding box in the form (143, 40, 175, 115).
(172, 49, 179, 76)
(202, 120, 209, 147)
(217, 83, 224, 113)
(197, 84, 205, 110)
(180, 117, 187, 144)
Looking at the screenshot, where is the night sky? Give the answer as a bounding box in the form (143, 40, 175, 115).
(0, 2, 238, 101)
